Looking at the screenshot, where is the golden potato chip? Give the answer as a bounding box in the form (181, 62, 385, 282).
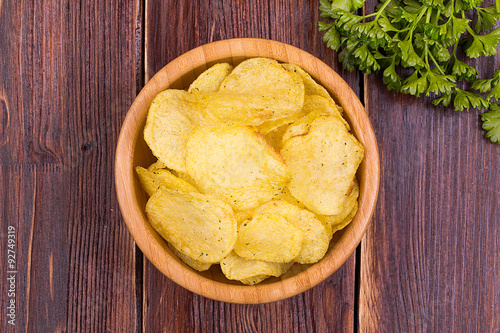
(143, 90, 221, 173)
(185, 126, 290, 210)
(255, 66, 308, 135)
(281, 114, 364, 215)
(234, 209, 253, 226)
(239, 275, 270, 285)
(135, 166, 198, 197)
(282, 95, 348, 143)
(234, 213, 303, 263)
(145, 187, 237, 264)
(171, 170, 198, 187)
(274, 187, 306, 209)
(168, 243, 211, 272)
(254, 200, 329, 264)
(317, 181, 359, 236)
(192, 58, 305, 126)
(282, 63, 333, 101)
(332, 200, 358, 234)
(263, 123, 289, 151)
(188, 63, 234, 93)
(143, 90, 197, 173)
(147, 159, 168, 171)
(220, 251, 293, 285)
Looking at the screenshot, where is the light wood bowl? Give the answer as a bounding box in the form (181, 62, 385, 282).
(115, 38, 380, 304)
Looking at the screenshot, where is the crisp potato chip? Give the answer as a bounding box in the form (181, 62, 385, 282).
(254, 200, 329, 264)
(234, 213, 303, 263)
(147, 159, 168, 171)
(145, 187, 237, 264)
(274, 187, 306, 209)
(281, 114, 364, 215)
(220, 251, 293, 285)
(185, 126, 290, 210)
(188, 63, 234, 93)
(144, 90, 221, 173)
(282, 95, 348, 143)
(282, 63, 333, 101)
(332, 201, 358, 234)
(193, 58, 305, 126)
(317, 181, 359, 236)
(135, 166, 198, 197)
(144, 90, 196, 172)
(171, 170, 198, 187)
(234, 209, 253, 226)
(239, 275, 270, 285)
(255, 66, 308, 135)
(168, 243, 211, 272)
(263, 123, 289, 151)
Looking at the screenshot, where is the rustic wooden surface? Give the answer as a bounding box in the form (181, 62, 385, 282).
(1, 0, 499, 332)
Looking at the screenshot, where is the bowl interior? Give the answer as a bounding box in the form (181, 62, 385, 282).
(116, 38, 380, 303)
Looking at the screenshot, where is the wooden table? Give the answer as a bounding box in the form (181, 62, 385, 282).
(1, 0, 499, 331)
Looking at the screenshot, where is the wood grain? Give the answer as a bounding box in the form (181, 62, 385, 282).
(0, 0, 140, 331)
(359, 0, 500, 329)
(2, 0, 498, 330)
(142, 0, 362, 330)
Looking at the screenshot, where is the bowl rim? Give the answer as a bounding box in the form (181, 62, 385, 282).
(115, 38, 380, 304)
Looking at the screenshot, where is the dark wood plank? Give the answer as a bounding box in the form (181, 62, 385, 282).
(359, 8, 500, 331)
(0, 0, 141, 331)
(143, 0, 361, 331)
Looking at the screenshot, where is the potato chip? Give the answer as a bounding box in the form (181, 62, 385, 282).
(282, 95, 348, 143)
(281, 114, 364, 215)
(274, 187, 306, 209)
(282, 63, 333, 101)
(263, 123, 289, 151)
(185, 126, 290, 210)
(143, 90, 195, 172)
(254, 200, 329, 264)
(143, 90, 221, 173)
(317, 181, 359, 236)
(239, 275, 270, 286)
(193, 58, 305, 126)
(147, 159, 168, 171)
(332, 200, 358, 234)
(188, 63, 233, 93)
(234, 213, 303, 263)
(171, 170, 198, 188)
(234, 209, 253, 226)
(135, 166, 198, 197)
(168, 243, 211, 272)
(220, 251, 293, 285)
(145, 187, 237, 264)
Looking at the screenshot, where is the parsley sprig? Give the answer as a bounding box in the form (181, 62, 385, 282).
(319, 0, 500, 143)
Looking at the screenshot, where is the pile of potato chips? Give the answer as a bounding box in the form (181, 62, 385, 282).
(137, 58, 364, 285)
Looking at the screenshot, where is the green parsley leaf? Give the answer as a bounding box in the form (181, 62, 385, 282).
(464, 27, 500, 58)
(383, 60, 403, 90)
(451, 57, 479, 80)
(432, 93, 453, 107)
(481, 104, 500, 143)
(474, 5, 500, 33)
(399, 39, 426, 68)
(322, 25, 342, 51)
(319, 0, 500, 143)
(401, 70, 428, 96)
(454, 89, 490, 111)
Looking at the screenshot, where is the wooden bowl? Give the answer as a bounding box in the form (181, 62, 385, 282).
(115, 38, 380, 304)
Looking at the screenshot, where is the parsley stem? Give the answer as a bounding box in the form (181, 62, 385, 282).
(433, 8, 441, 25)
(428, 51, 446, 75)
(497, 0, 500, 15)
(374, 0, 393, 20)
